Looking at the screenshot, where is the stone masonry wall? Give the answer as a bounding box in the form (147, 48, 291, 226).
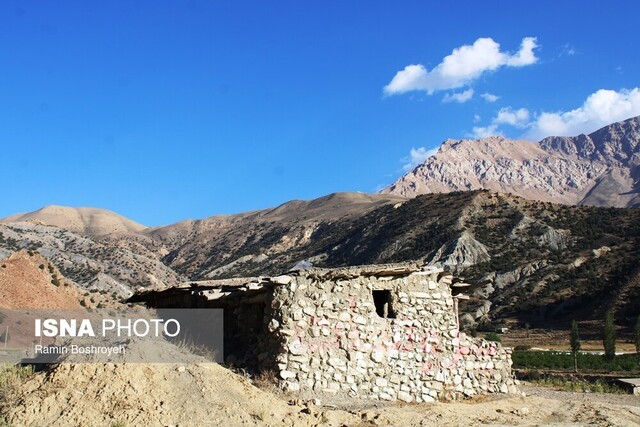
(268, 268, 517, 402)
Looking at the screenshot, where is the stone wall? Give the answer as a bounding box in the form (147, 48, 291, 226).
(267, 267, 517, 402)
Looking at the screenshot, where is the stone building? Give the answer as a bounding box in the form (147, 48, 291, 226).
(132, 262, 516, 402)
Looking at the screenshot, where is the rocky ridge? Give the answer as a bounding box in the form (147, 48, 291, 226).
(0, 222, 181, 298)
(383, 116, 640, 208)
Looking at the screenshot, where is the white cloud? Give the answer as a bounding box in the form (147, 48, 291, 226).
(494, 107, 531, 128)
(470, 124, 500, 139)
(470, 88, 640, 140)
(443, 88, 474, 103)
(505, 37, 538, 66)
(480, 92, 500, 102)
(402, 147, 438, 171)
(560, 43, 576, 56)
(525, 88, 640, 139)
(469, 107, 529, 138)
(384, 37, 538, 96)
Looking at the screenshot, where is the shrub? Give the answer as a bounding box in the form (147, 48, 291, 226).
(522, 369, 541, 381)
(514, 345, 531, 351)
(485, 332, 501, 343)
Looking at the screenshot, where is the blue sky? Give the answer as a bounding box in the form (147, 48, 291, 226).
(1, 1, 639, 226)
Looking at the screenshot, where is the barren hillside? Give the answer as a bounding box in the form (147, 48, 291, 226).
(0, 223, 182, 298)
(1, 205, 147, 237)
(0, 250, 82, 309)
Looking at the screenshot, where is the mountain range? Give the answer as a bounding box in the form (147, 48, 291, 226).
(2, 191, 639, 330)
(383, 116, 640, 208)
(1, 117, 639, 330)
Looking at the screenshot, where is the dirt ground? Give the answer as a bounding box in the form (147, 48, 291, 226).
(5, 361, 640, 427)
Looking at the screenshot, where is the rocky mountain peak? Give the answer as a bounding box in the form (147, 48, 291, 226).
(384, 116, 640, 208)
(539, 116, 640, 166)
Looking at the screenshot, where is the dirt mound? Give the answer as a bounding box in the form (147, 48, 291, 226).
(6, 361, 640, 427)
(6, 362, 353, 427)
(0, 251, 82, 309)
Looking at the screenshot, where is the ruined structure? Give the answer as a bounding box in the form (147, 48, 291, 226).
(132, 262, 517, 402)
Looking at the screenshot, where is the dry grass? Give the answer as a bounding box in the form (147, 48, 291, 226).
(251, 370, 282, 395)
(0, 363, 35, 424)
(169, 337, 220, 362)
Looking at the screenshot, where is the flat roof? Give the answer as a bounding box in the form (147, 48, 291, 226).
(617, 378, 640, 386)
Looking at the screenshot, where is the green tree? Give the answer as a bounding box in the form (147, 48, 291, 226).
(603, 309, 616, 362)
(570, 320, 580, 372)
(634, 315, 640, 354)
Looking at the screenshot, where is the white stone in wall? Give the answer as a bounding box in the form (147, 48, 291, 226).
(285, 381, 300, 391)
(338, 312, 351, 322)
(272, 275, 293, 285)
(328, 357, 345, 367)
(411, 292, 431, 299)
(397, 391, 413, 402)
(375, 377, 388, 387)
(371, 350, 384, 363)
(280, 370, 296, 380)
(288, 340, 305, 355)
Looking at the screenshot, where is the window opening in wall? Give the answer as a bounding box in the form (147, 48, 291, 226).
(372, 290, 396, 318)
